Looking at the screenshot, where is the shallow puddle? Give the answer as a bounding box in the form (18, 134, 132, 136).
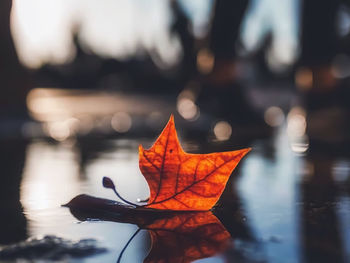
(0, 125, 349, 262)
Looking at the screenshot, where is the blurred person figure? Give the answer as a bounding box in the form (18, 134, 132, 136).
(298, 2, 350, 261)
(171, 0, 197, 83)
(298, 0, 350, 145)
(208, 0, 248, 86)
(298, 0, 340, 109)
(195, 0, 271, 136)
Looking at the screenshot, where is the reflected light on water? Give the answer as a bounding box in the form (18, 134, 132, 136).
(27, 88, 169, 122)
(21, 142, 81, 230)
(20, 141, 149, 262)
(27, 88, 71, 121)
(264, 106, 285, 127)
(238, 123, 302, 262)
(23, 183, 50, 211)
(41, 118, 80, 141)
(213, 121, 232, 141)
(27, 88, 123, 122)
(332, 160, 350, 183)
(26, 88, 170, 138)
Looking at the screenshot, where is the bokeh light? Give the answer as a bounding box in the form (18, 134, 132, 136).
(264, 106, 285, 127)
(177, 88, 200, 121)
(111, 112, 132, 133)
(287, 106, 307, 138)
(197, 48, 214, 74)
(213, 121, 232, 141)
(295, 67, 313, 91)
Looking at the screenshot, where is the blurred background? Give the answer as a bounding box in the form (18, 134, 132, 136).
(1, 0, 350, 262)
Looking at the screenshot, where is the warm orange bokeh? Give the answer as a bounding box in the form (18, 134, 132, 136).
(139, 115, 250, 211)
(143, 211, 230, 263)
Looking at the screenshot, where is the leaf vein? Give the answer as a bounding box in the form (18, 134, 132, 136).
(150, 153, 243, 205)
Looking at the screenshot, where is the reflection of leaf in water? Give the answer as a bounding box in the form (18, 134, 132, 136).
(142, 212, 230, 263)
(64, 195, 231, 263)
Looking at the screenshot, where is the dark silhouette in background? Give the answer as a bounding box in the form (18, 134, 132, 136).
(0, 0, 30, 120)
(171, 0, 197, 83)
(0, 0, 28, 245)
(298, 1, 349, 261)
(195, 0, 272, 137)
(300, 0, 340, 67)
(299, 0, 340, 111)
(34, 29, 181, 94)
(298, 0, 350, 148)
(208, 0, 249, 85)
(0, 139, 27, 244)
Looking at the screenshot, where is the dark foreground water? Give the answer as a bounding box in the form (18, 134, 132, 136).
(0, 123, 350, 263)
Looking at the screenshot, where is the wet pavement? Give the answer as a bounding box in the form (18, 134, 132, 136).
(0, 114, 349, 262)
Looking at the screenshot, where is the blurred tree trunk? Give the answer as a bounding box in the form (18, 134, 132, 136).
(0, 139, 27, 244)
(171, 0, 196, 82)
(207, 0, 249, 85)
(0, 1, 28, 244)
(300, 0, 340, 66)
(0, 0, 29, 118)
(210, 0, 249, 60)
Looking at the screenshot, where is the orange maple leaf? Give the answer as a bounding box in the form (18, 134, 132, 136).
(139, 115, 250, 211)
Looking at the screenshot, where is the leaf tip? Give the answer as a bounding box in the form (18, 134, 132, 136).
(245, 147, 252, 153)
(138, 144, 144, 153)
(240, 147, 252, 158)
(168, 114, 175, 126)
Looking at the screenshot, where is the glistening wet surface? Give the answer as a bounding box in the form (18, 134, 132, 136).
(1, 124, 350, 263)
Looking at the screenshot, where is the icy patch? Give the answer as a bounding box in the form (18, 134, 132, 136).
(0, 235, 107, 261)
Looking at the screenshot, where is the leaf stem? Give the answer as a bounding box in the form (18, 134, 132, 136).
(116, 228, 141, 263)
(112, 188, 140, 207)
(103, 176, 140, 207)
